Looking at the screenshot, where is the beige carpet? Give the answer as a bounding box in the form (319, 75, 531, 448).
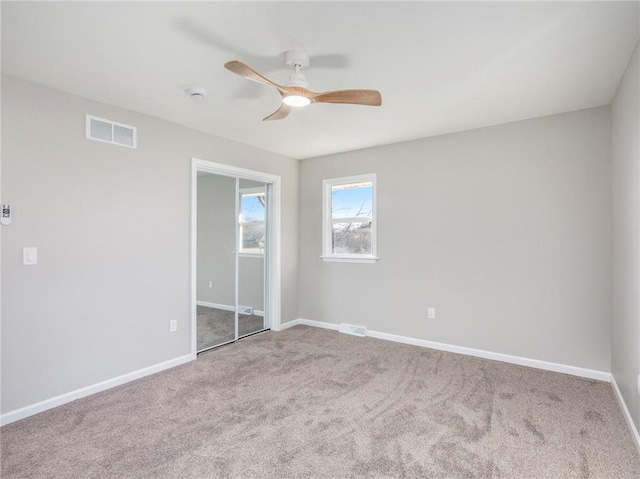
(2, 325, 639, 478)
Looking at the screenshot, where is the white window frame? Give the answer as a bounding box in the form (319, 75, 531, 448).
(238, 186, 266, 257)
(322, 173, 378, 264)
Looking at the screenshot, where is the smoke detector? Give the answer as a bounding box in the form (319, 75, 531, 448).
(186, 87, 207, 100)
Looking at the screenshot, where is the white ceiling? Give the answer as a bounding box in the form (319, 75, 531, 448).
(2, 1, 638, 159)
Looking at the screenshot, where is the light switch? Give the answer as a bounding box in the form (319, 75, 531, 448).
(23, 247, 37, 265)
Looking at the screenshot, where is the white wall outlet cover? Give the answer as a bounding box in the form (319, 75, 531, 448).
(428, 307, 436, 319)
(23, 247, 37, 265)
(169, 319, 177, 332)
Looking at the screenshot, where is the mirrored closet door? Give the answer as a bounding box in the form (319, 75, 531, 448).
(196, 172, 269, 353)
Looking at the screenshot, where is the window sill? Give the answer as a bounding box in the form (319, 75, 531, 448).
(320, 255, 379, 264)
(238, 252, 264, 258)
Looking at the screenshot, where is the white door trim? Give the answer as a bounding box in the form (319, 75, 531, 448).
(190, 158, 282, 359)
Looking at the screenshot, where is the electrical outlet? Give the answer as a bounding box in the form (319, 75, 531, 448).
(428, 307, 436, 319)
(208, 281, 213, 288)
(169, 319, 177, 333)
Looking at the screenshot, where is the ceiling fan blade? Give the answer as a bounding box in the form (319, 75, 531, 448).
(312, 89, 382, 106)
(224, 60, 284, 92)
(262, 103, 292, 121)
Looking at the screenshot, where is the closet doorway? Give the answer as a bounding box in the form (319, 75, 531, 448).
(191, 159, 281, 356)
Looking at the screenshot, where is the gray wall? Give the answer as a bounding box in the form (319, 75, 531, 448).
(1, 75, 299, 414)
(196, 174, 264, 311)
(612, 40, 640, 430)
(299, 107, 612, 372)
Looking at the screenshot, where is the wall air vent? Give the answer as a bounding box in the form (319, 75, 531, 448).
(237, 305, 254, 315)
(86, 115, 137, 149)
(338, 323, 367, 337)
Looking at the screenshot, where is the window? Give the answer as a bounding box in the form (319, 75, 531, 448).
(322, 174, 377, 263)
(239, 188, 266, 255)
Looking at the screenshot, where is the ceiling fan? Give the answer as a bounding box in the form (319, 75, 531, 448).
(224, 50, 382, 121)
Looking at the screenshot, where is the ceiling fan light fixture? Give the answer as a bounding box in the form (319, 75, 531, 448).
(282, 94, 311, 107)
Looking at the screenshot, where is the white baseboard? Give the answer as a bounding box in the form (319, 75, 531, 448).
(0, 354, 193, 427)
(611, 375, 640, 453)
(197, 301, 264, 316)
(293, 319, 610, 382)
(299, 318, 340, 331)
(368, 329, 610, 381)
(279, 319, 301, 330)
(196, 301, 234, 311)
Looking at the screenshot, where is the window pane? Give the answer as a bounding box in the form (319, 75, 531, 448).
(332, 221, 372, 254)
(240, 194, 265, 222)
(240, 223, 265, 252)
(331, 183, 372, 220)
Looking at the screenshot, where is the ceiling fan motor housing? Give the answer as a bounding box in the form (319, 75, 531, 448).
(285, 49, 310, 70)
(286, 72, 309, 89)
(285, 50, 310, 89)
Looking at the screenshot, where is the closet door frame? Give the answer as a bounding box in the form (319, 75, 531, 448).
(190, 158, 282, 359)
